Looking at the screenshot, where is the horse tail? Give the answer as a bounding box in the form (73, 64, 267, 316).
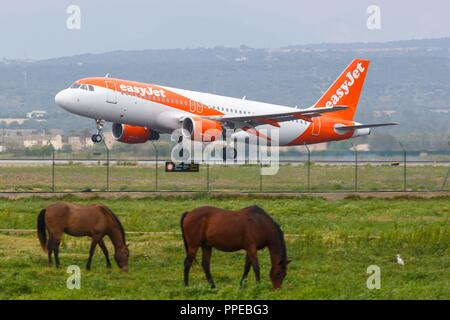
(37, 209, 47, 252)
(180, 211, 189, 255)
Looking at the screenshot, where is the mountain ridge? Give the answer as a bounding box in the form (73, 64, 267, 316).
(0, 38, 449, 149)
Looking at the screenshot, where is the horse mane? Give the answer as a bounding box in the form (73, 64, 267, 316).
(247, 205, 287, 262)
(102, 206, 126, 243)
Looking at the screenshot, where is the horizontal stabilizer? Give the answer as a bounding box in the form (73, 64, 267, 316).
(336, 122, 399, 131)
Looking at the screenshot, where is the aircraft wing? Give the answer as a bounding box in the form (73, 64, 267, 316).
(207, 105, 348, 128)
(335, 122, 399, 131)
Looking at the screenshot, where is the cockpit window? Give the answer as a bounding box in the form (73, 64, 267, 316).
(70, 83, 81, 89)
(80, 84, 88, 90)
(88, 85, 94, 91)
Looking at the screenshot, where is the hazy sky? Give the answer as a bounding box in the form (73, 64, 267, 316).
(2, 0, 450, 60)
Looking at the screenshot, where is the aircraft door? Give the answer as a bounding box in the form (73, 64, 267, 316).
(105, 81, 117, 104)
(311, 117, 321, 136)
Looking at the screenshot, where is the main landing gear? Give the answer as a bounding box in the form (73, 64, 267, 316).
(91, 119, 105, 143)
(222, 146, 237, 161)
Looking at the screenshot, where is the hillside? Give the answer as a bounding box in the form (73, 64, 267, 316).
(1, 38, 449, 150)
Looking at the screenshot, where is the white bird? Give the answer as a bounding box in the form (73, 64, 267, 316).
(396, 254, 405, 266)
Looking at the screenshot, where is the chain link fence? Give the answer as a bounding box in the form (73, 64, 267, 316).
(0, 142, 449, 193)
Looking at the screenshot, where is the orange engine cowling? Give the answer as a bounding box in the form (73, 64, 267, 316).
(181, 116, 223, 142)
(112, 123, 159, 144)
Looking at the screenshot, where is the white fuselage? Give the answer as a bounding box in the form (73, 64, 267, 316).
(56, 82, 316, 146)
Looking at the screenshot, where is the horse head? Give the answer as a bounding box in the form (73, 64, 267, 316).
(115, 244, 129, 272)
(270, 259, 291, 289)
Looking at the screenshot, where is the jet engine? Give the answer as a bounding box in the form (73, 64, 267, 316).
(112, 123, 160, 144)
(181, 116, 223, 142)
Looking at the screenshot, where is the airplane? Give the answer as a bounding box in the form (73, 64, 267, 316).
(55, 59, 397, 156)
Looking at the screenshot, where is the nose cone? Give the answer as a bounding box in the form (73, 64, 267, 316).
(55, 89, 71, 110)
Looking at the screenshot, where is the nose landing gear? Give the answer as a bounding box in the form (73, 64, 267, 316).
(91, 119, 105, 143)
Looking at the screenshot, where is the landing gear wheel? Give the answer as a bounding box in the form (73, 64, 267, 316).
(91, 134, 103, 143)
(178, 148, 190, 161)
(92, 119, 105, 144)
(222, 146, 237, 161)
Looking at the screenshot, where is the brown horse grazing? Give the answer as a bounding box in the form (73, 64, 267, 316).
(181, 205, 290, 289)
(37, 202, 129, 272)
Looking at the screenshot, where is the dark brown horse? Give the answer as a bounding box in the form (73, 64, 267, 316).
(181, 205, 289, 289)
(37, 202, 129, 271)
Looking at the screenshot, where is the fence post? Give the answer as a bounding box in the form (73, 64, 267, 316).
(47, 139, 56, 192)
(52, 145, 55, 192)
(442, 141, 450, 190)
(260, 161, 263, 192)
(351, 143, 358, 191)
(399, 142, 407, 191)
(443, 167, 450, 190)
(303, 143, 311, 192)
(150, 141, 158, 191)
(104, 141, 110, 191)
(206, 161, 210, 191)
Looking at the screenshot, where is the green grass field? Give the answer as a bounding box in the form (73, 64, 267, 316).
(0, 163, 449, 192)
(0, 195, 448, 300)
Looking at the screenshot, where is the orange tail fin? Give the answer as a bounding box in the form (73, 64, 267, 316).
(314, 59, 370, 121)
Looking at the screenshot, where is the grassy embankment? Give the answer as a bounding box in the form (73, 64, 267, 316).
(0, 195, 448, 299)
